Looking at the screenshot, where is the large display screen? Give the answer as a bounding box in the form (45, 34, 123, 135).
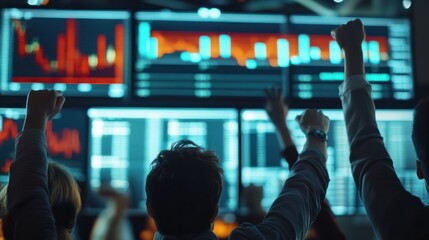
(134, 12, 288, 98)
(241, 109, 427, 215)
(0, 9, 130, 97)
(0, 108, 87, 183)
(289, 16, 413, 100)
(87, 108, 239, 213)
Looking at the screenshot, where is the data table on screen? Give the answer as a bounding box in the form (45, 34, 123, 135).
(241, 109, 428, 216)
(87, 108, 239, 212)
(0, 108, 87, 183)
(0, 9, 130, 97)
(134, 12, 289, 98)
(289, 16, 414, 101)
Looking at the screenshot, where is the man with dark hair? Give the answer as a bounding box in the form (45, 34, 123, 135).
(333, 19, 429, 239)
(146, 109, 331, 239)
(413, 99, 429, 189)
(146, 140, 223, 237)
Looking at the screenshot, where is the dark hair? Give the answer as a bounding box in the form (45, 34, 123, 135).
(0, 162, 81, 240)
(413, 98, 429, 183)
(145, 140, 223, 236)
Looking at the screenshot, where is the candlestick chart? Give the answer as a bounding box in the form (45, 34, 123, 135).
(1, 9, 129, 97)
(0, 108, 87, 182)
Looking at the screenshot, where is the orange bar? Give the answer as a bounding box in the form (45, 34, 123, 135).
(114, 24, 124, 82)
(16, 23, 26, 57)
(81, 55, 90, 76)
(57, 33, 66, 72)
(97, 35, 107, 69)
(66, 19, 75, 76)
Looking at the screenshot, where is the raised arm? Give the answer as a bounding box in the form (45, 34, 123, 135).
(7, 90, 65, 240)
(333, 20, 426, 239)
(90, 186, 134, 240)
(264, 87, 297, 167)
(265, 87, 346, 240)
(230, 109, 330, 240)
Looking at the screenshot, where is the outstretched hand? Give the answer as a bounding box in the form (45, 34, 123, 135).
(331, 19, 365, 50)
(24, 90, 65, 131)
(265, 87, 288, 129)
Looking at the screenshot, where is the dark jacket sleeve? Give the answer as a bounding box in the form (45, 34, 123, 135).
(282, 146, 346, 240)
(230, 150, 329, 240)
(7, 129, 57, 240)
(340, 75, 429, 240)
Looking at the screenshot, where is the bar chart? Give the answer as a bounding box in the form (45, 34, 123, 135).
(289, 16, 413, 100)
(135, 12, 288, 98)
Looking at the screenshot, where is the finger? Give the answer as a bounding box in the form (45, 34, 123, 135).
(54, 96, 65, 114)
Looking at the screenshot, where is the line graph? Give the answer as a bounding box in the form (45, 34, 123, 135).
(12, 19, 124, 84)
(0, 118, 81, 163)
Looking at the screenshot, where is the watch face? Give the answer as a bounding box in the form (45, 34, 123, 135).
(315, 130, 327, 139)
(309, 129, 328, 142)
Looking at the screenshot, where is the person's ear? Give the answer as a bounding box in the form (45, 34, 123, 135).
(416, 160, 425, 179)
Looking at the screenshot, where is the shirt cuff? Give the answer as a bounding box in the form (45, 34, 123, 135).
(338, 74, 370, 97)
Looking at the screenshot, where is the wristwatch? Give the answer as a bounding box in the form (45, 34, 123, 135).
(307, 129, 328, 142)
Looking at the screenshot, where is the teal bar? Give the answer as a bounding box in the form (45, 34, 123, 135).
(298, 34, 310, 64)
(148, 37, 158, 59)
(219, 34, 231, 58)
(199, 36, 211, 60)
(310, 47, 321, 61)
(254, 42, 267, 60)
(246, 59, 257, 69)
(319, 72, 390, 82)
(180, 52, 191, 62)
(369, 41, 381, 64)
(362, 41, 368, 62)
(139, 22, 151, 58)
(329, 41, 342, 64)
(277, 39, 289, 67)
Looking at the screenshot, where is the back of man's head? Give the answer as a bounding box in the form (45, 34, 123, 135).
(145, 140, 223, 236)
(413, 98, 429, 185)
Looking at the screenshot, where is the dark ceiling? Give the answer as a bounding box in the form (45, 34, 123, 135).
(0, 0, 411, 17)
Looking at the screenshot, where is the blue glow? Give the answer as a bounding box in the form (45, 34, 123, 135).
(180, 52, 191, 62)
(199, 36, 211, 60)
(369, 41, 381, 64)
(190, 53, 202, 63)
(310, 47, 321, 60)
(277, 39, 289, 67)
(138, 22, 151, 58)
(329, 41, 342, 64)
(246, 59, 257, 69)
(148, 37, 158, 59)
(219, 34, 231, 58)
(298, 34, 310, 64)
(254, 42, 267, 60)
(362, 41, 368, 62)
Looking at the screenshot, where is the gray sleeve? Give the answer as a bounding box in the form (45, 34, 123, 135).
(7, 129, 57, 240)
(340, 76, 426, 239)
(230, 150, 329, 240)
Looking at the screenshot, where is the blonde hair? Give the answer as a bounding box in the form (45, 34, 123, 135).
(0, 162, 81, 240)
